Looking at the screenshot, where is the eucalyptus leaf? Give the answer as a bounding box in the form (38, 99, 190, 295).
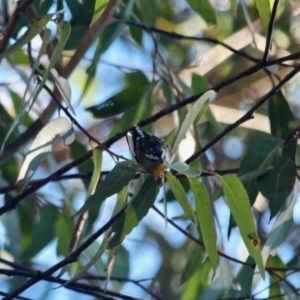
(16, 117, 75, 185)
(220, 174, 265, 278)
(108, 176, 159, 248)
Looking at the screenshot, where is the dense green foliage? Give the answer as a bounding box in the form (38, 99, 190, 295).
(1, 0, 300, 299)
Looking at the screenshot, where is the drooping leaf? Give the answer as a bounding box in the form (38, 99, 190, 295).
(108, 176, 159, 248)
(165, 172, 195, 223)
(238, 137, 283, 204)
(173, 90, 216, 151)
(181, 244, 204, 284)
(56, 212, 75, 256)
(75, 160, 136, 215)
(64, 0, 95, 49)
(167, 162, 201, 176)
(269, 92, 295, 139)
(223, 256, 255, 298)
(50, 69, 75, 115)
(85, 148, 103, 200)
(22, 204, 59, 258)
(254, 0, 271, 32)
(16, 117, 75, 184)
(86, 83, 148, 118)
(229, 0, 237, 16)
(189, 177, 218, 273)
(0, 14, 55, 60)
(180, 257, 211, 300)
(220, 174, 265, 278)
(91, 0, 109, 25)
(258, 157, 296, 219)
(261, 182, 298, 265)
(186, 0, 217, 24)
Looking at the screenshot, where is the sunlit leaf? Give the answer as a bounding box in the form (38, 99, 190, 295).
(108, 176, 159, 248)
(229, 0, 237, 16)
(0, 14, 55, 60)
(173, 90, 216, 151)
(189, 177, 218, 273)
(220, 174, 265, 278)
(85, 148, 103, 200)
(91, 0, 109, 25)
(254, 0, 271, 32)
(50, 69, 75, 115)
(167, 162, 201, 176)
(16, 117, 75, 184)
(166, 172, 195, 223)
(258, 157, 296, 219)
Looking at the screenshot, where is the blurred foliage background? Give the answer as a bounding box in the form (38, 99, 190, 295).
(1, 0, 300, 299)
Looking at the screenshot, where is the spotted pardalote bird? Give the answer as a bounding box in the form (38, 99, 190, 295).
(126, 125, 172, 182)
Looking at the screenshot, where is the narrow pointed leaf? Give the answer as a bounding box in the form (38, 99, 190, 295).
(258, 157, 296, 219)
(173, 90, 215, 151)
(261, 182, 298, 264)
(108, 176, 159, 248)
(189, 177, 218, 273)
(0, 14, 55, 60)
(220, 174, 265, 278)
(85, 148, 103, 200)
(166, 172, 195, 223)
(254, 0, 271, 32)
(75, 161, 136, 216)
(17, 117, 75, 184)
(167, 162, 201, 176)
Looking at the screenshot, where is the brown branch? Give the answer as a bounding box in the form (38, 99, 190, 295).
(0, 0, 121, 166)
(262, 0, 280, 63)
(3, 204, 129, 300)
(185, 65, 300, 164)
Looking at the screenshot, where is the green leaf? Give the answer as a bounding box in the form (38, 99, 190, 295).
(181, 244, 204, 284)
(238, 137, 283, 204)
(219, 174, 265, 278)
(181, 257, 211, 300)
(167, 162, 201, 176)
(186, 0, 217, 24)
(189, 177, 218, 273)
(86, 84, 148, 118)
(269, 92, 295, 139)
(16, 117, 75, 185)
(75, 160, 136, 215)
(91, 0, 109, 25)
(173, 90, 216, 151)
(165, 172, 195, 223)
(56, 213, 74, 256)
(199, 257, 232, 300)
(261, 182, 297, 265)
(85, 148, 103, 201)
(108, 176, 159, 248)
(223, 256, 255, 298)
(64, 0, 95, 50)
(258, 157, 296, 219)
(0, 14, 55, 60)
(254, 0, 271, 32)
(22, 204, 59, 258)
(229, 0, 237, 16)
